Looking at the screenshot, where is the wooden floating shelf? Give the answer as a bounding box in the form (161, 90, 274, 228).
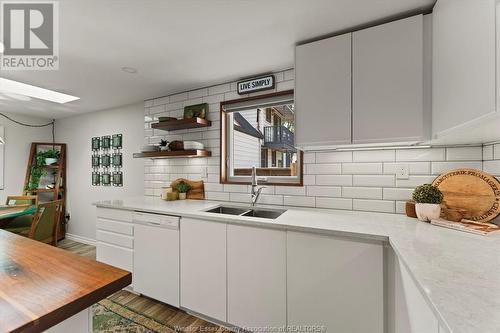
(133, 149, 212, 159)
(151, 117, 211, 131)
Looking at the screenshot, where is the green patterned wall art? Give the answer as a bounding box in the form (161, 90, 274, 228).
(91, 133, 123, 186)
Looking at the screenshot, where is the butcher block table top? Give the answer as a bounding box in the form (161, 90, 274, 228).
(0, 230, 131, 333)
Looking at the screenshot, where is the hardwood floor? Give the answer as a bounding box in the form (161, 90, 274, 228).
(58, 239, 229, 333)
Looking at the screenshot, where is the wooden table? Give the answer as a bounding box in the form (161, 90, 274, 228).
(0, 205, 36, 229)
(0, 229, 131, 333)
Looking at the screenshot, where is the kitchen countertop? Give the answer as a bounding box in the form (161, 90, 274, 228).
(0, 230, 131, 333)
(95, 196, 500, 333)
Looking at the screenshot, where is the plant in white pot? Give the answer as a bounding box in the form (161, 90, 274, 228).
(412, 184, 443, 222)
(175, 182, 191, 200)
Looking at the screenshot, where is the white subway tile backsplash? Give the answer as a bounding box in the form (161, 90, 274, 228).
(494, 144, 500, 160)
(223, 184, 248, 193)
(284, 196, 315, 207)
(483, 145, 494, 160)
(396, 176, 436, 187)
(316, 197, 353, 210)
(446, 147, 482, 161)
(396, 148, 445, 161)
(353, 150, 395, 162)
(206, 191, 230, 201)
(483, 160, 500, 175)
(306, 186, 342, 197)
(276, 186, 306, 196)
(316, 175, 352, 186)
(353, 199, 395, 213)
(342, 187, 382, 199)
(342, 163, 383, 174)
(143, 69, 489, 215)
(431, 161, 482, 175)
(383, 188, 413, 201)
(353, 175, 395, 187)
(383, 162, 430, 175)
(306, 163, 341, 175)
(315, 151, 352, 163)
(304, 152, 316, 164)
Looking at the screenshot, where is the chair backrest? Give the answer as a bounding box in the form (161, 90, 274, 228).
(29, 200, 62, 246)
(6, 195, 38, 207)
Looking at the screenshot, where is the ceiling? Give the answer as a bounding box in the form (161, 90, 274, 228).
(0, 0, 435, 119)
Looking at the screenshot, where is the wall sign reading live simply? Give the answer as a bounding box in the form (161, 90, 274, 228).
(237, 75, 275, 95)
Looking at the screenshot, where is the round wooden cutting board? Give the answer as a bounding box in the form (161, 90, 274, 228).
(432, 168, 500, 223)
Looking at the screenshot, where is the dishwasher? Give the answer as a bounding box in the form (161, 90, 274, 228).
(133, 211, 179, 307)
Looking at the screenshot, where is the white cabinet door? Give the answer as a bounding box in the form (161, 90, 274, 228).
(353, 15, 426, 144)
(432, 0, 496, 136)
(387, 247, 439, 333)
(134, 223, 179, 307)
(180, 218, 226, 321)
(227, 224, 286, 330)
(287, 231, 384, 333)
(295, 33, 352, 147)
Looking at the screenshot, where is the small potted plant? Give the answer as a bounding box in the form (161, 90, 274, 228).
(42, 149, 60, 165)
(412, 184, 444, 222)
(159, 139, 169, 151)
(175, 182, 191, 200)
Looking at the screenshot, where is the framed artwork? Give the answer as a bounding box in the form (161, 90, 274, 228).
(101, 154, 111, 168)
(92, 134, 123, 186)
(91, 137, 100, 150)
(92, 172, 100, 186)
(183, 103, 208, 119)
(101, 136, 111, 149)
(113, 171, 123, 187)
(102, 172, 111, 186)
(112, 134, 122, 149)
(112, 153, 122, 167)
(91, 155, 100, 168)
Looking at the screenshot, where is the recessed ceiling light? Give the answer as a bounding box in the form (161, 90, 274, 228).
(0, 78, 79, 104)
(121, 66, 137, 74)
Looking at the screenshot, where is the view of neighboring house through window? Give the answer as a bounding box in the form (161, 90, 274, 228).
(222, 91, 301, 185)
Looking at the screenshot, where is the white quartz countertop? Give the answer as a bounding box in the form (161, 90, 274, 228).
(94, 196, 500, 333)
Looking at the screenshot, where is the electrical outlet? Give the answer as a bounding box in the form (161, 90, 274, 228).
(396, 164, 409, 180)
(202, 166, 208, 178)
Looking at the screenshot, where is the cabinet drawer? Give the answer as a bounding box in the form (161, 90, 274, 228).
(97, 230, 133, 249)
(96, 242, 133, 272)
(97, 218, 133, 236)
(96, 207, 133, 222)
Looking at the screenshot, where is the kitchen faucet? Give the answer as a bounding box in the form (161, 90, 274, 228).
(251, 166, 265, 206)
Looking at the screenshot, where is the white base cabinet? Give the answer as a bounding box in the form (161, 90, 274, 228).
(387, 247, 442, 333)
(180, 218, 227, 322)
(96, 208, 134, 288)
(227, 224, 286, 330)
(287, 231, 384, 333)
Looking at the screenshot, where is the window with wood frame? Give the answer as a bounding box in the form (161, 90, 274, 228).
(220, 90, 303, 186)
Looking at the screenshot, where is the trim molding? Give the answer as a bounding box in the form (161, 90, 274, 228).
(65, 233, 97, 246)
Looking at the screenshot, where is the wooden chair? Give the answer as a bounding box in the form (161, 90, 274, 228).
(3, 195, 38, 231)
(5, 200, 62, 246)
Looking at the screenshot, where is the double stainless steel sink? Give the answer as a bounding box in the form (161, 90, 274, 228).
(205, 205, 286, 219)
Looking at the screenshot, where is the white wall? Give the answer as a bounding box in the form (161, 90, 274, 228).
(56, 103, 144, 241)
(233, 130, 260, 169)
(0, 112, 53, 203)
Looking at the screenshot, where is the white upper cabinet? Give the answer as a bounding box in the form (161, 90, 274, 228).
(432, 0, 497, 137)
(353, 14, 427, 144)
(295, 33, 352, 147)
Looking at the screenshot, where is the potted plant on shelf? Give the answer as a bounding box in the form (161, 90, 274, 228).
(412, 184, 444, 222)
(159, 139, 169, 151)
(42, 149, 60, 165)
(175, 182, 191, 200)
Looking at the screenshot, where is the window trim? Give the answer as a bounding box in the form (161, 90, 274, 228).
(220, 90, 303, 186)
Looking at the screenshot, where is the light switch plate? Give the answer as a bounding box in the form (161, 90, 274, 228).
(396, 164, 409, 179)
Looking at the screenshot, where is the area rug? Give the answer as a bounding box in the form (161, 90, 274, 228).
(92, 298, 176, 333)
